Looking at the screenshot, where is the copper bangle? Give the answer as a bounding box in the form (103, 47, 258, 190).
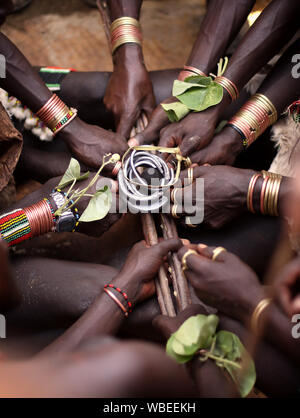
(260, 176, 269, 215)
(24, 199, 54, 238)
(251, 298, 272, 334)
(247, 173, 261, 213)
(214, 76, 239, 101)
(103, 288, 128, 317)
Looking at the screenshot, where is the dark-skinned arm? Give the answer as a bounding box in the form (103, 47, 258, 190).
(104, 0, 155, 138)
(157, 0, 299, 157)
(133, 0, 255, 146)
(187, 0, 255, 74)
(0, 33, 127, 168)
(190, 38, 300, 165)
(36, 239, 182, 357)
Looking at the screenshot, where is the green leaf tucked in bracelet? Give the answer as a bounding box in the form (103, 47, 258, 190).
(79, 185, 112, 222)
(162, 75, 223, 122)
(58, 158, 90, 189)
(166, 315, 256, 398)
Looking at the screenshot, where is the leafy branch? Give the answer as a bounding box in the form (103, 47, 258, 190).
(166, 315, 256, 397)
(54, 154, 120, 223)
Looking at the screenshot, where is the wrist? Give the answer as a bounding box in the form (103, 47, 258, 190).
(240, 169, 258, 210)
(222, 126, 244, 157)
(56, 116, 81, 145)
(113, 43, 144, 68)
(240, 286, 265, 325)
(112, 273, 140, 306)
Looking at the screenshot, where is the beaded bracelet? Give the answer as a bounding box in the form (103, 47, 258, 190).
(110, 17, 142, 55)
(228, 94, 277, 147)
(104, 284, 133, 316)
(178, 65, 207, 81)
(0, 199, 55, 247)
(36, 94, 77, 135)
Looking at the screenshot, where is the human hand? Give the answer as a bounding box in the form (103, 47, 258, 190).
(177, 165, 255, 229)
(158, 104, 221, 157)
(152, 304, 208, 340)
(177, 244, 263, 323)
(58, 117, 128, 170)
(116, 238, 183, 305)
(104, 46, 155, 139)
(188, 126, 244, 166)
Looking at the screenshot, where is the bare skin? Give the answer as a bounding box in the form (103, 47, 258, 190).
(104, 0, 155, 138)
(0, 32, 128, 169)
(189, 39, 300, 166)
(177, 165, 293, 229)
(0, 240, 19, 312)
(133, 0, 255, 148)
(137, 0, 299, 157)
(177, 243, 300, 367)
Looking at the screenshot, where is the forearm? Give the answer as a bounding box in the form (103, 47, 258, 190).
(227, 39, 300, 149)
(107, 0, 142, 21)
(259, 39, 300, 114)
(0, 33, 51, 112)
(107, 0, 144, 67)
(187, 0, 255, 74)
(223, 0, 299, 92)
(37, 272, 137, 357)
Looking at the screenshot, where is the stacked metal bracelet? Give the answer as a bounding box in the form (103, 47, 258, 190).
(228, 94, 277, 147)
(247, 171, 282, 216)
(36, 94, 77, 135)
(51, 189, 79, 233)
(178, 65, 207, 81)
(110, 17, 142, 55)
(214, 76, 239, 102)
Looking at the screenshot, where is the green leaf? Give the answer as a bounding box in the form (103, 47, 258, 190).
(79, 186, 112, 222)
(172, 78, 210, 96)
(166, 334, 194, 364)
(184, 75, 213, 86)
(176, 82, 223, 111)
(58, 158, 90, 189)
(167, 314, 219, 359)
(214, 331, 256, 398)
(175, 314, 218, 350)
(161, 102, 190, 122)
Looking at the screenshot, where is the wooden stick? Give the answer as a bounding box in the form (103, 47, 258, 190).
(160, 214, 191, 310)
(141, 213, 176, 317)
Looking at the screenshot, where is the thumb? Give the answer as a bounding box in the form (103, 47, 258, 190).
(180, 135, 201, 157)
(152, 238, 183, 257)
(117, 111, 138, 139)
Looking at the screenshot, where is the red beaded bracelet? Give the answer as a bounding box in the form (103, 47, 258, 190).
(104, 284, 132, 314)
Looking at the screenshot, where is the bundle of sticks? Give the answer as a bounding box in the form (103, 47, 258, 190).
(97, 0, 191, 316)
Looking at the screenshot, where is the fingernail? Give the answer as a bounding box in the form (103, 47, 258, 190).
(181, 239, 190, 245)
(128, 137, 139, 148)
(198, 243, 207, 249)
